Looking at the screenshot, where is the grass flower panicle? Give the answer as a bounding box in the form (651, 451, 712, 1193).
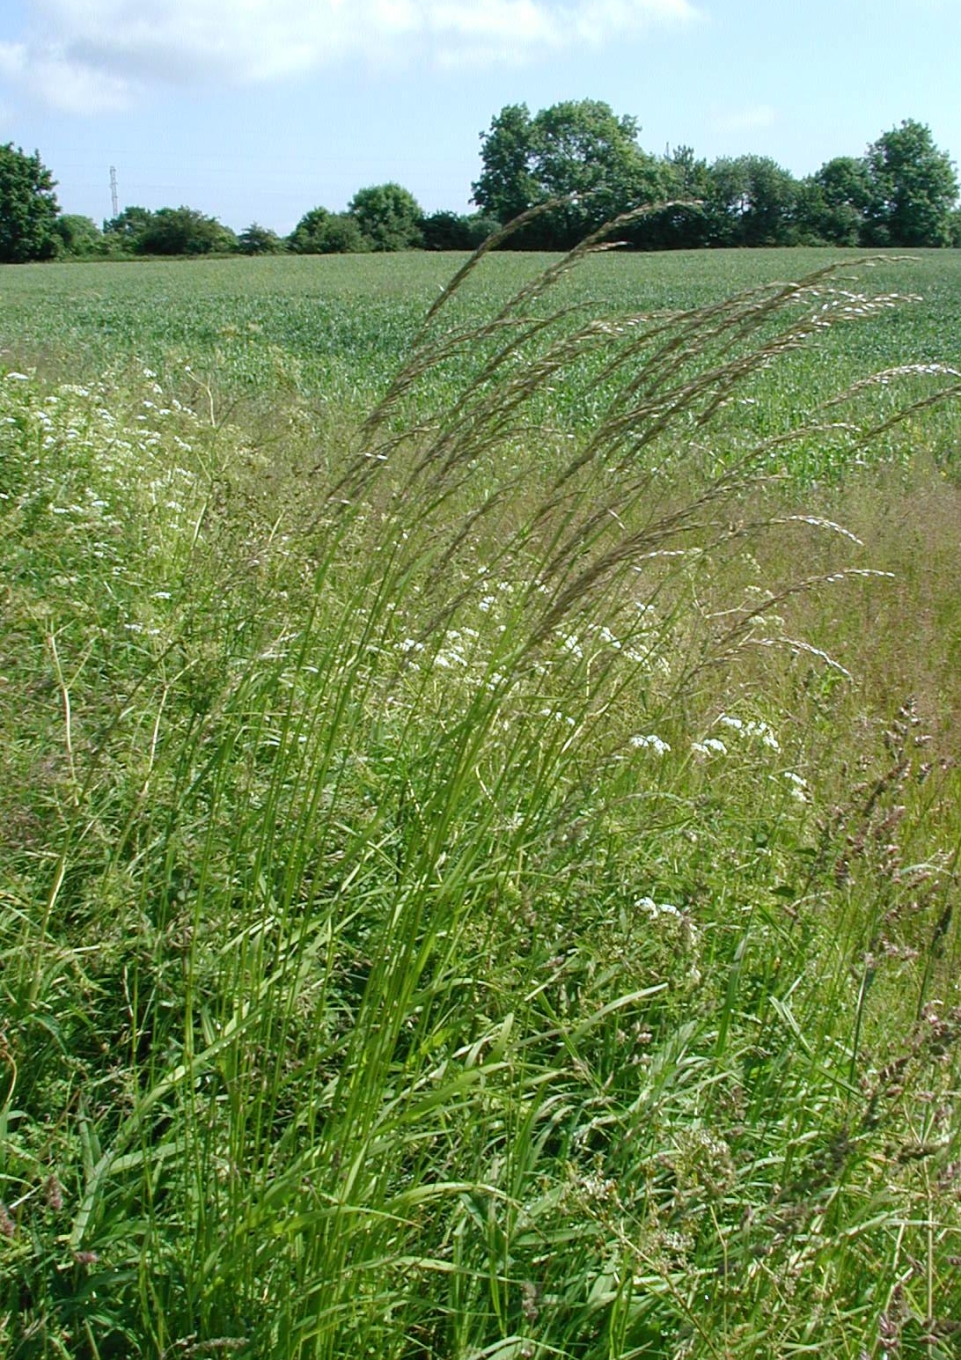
(1, 244, 960, 1359)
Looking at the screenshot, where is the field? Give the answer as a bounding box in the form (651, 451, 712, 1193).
(2, 245, 961, 1359)
(4, 247, 961, 408)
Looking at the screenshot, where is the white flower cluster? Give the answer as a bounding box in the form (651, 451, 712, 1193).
(1, 366, 209, 642)
(717, 712, 781, 752)
(687, 709, 811, 806)
(691, 737, 727, 757)
(635, 895, 681, 919)
(630, 733, 671, 756)
(780, 770, 809, 803)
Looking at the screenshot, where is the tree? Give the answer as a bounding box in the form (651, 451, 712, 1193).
(0, 144, 59, 263)
(471, 104, 540, 225)
(52, 214, 103, 258)
(707, 155, 799, 246)
(103, 206, 236, 255)
(472, 100, 666, 248)
(288, 207, 366, 254)
(863, 120, 958, 246)
(635, 145, 715, 249)
(420, 210, 500, 251)
(238, 223, 283, 255)
(796, 156, 873, 245)
(348, 184, 423, 251)
(103, 206, 154, 252)
(137, 207, 236, 256)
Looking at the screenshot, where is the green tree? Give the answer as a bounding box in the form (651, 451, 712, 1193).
(103, 206, 155, 252)
(473, 100, 666, 248)
(863, 119, 958, 246)
(796, 156, 873, 245)
(420, 210, 500, 251)
(288, 207, 366, 254)
(707, 155, 799, 246)
(348, 184, 423, 251)
(471, 103, 540, 224)
(52, 214, 103, 258)
(238, 222, 283, 255)
(137, 207, 236, 256)
(636, 145, 714, 249)
(0, 144, 59, 263)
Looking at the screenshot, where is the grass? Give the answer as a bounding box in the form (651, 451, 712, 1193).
(2, 248, 961, 464)
(1, 242, 961, 1358)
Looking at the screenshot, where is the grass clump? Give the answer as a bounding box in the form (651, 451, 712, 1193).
(1, 239, 961, 1359)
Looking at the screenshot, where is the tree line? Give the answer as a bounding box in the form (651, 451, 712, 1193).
(2, 105, 959, 264)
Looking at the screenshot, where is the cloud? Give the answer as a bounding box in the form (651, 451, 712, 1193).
(713, 105, 777, 135)
(2, 0, 700, 113)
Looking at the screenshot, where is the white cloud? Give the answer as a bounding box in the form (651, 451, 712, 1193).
(2, 0, 700, 113)
(713, 105, 777, 135)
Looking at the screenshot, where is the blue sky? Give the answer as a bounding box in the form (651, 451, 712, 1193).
(1, 0, 959, 235)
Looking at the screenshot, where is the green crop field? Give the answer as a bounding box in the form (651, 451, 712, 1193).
(3, 247, 961, 421)
(2, 246, 961, 1360)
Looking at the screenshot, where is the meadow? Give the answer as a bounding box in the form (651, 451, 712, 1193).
(2, 242, 961, 1360)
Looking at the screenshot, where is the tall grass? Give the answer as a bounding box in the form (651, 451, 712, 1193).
(2, 238, 960, 1359)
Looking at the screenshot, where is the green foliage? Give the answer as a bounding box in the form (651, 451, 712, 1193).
(471, 102, 540, 223)
(634, 145, 715, 249)
(102, 204, 237, 256)
(102, 204, 153, 250)
(707, 154, 800, 246)
(287, 206, 366, 254)
(348, 182, 424, 251)
(2, 250, 961, 449)
(420, 209, 500, 251)
(799, 155, 874, 245)
(0, 144, 59, 263)
(1, 246, 960, 1358)
(2, 228, 961, 1360)
(473, 99, 667, 248)
(237, 221, 283, 255)
(51, 215, 103, 258)
(138, 206, 237, 255)
(864, 119, 959, 246)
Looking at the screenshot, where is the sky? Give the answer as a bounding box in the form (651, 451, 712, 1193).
(1, 0, 959, 236)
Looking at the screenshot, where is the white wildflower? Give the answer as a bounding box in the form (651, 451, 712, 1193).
(631, 734, 671, 756)
(746, 720, 780, 751)
(636, 896, 682, 919)
(717, 713, 780, 751)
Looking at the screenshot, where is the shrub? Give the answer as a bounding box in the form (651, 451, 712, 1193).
(288, 206, 367, 254)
